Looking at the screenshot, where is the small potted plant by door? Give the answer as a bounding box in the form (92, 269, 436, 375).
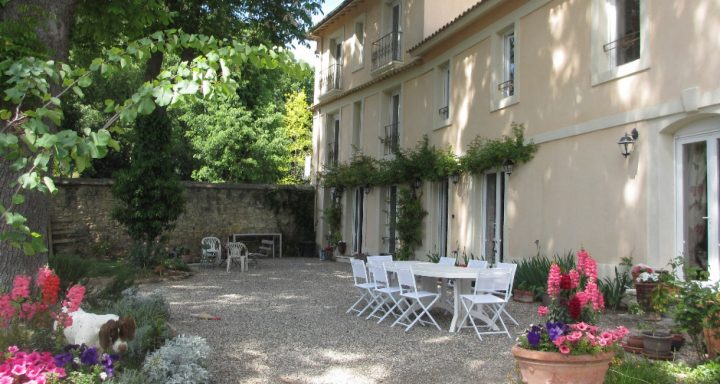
(336, 240, 347, 255)
(633, 264, 659, 312)
(513, 282, 535, 303)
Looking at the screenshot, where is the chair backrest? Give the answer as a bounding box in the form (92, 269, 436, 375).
(226, 242, 248, 258)
(438, 257, 456, 266)
(474, 269, 512, 299)
(202, 237, 221, 253)
(368, 262, 390, 289)
(350, 258, 370, 285)
(395, 265, 418, 295)
(467, 260, 488, 269)
(496, 262, 518, 291)
(367, 255, 393, 265)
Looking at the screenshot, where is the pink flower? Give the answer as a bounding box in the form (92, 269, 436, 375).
(577, 250, 589, 274)
(566, 331, 583, 342)
(583, 280, 604, 311)
(63, 284, 85, 313)
(8, 346, 18, 354)
(11, 363, 27, 376)
(11, 275, 31, 300)
(569, 269, 580, 289)
(600, 331, 613, 340)
(552, 335, 566, 347)
(574, 322, 590, 331)
(538, 306, 549, 317)
(547, 264, 561, 297)
(559, 345, 571, 354)
(598, 338, 608, 347)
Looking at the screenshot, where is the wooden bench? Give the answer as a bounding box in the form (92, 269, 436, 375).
(248, 239, 275, 267)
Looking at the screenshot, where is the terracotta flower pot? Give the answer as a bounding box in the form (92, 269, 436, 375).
(635, 282, 658, 312)
(513, 289, 535, 303)
(704, 327, 720, 358)
(512, 345, 614, 384)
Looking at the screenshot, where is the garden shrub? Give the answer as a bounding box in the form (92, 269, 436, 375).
(142, 335, 211, 384)
(49, 254, 91, 290)
(109, 368, 148, 384)
(104, 291, 171, 368)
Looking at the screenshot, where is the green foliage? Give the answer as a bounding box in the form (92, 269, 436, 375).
(513, 252, 553, 297)
(673, 280, 720, 361)
(280, 90, 312, 184)
(109, 368, 148, 384)
(323, 199, 343, 245)
(321, 126, 535, 190)
(112, 108, 185, 249)
(1, 28, 301, 253)
(599, 267, 632, 310)
(606, 358, 675, 384)
(460, 123, 537, 174)
(0, 4, 51, 60)
(48, 254, 91, 290)
(395, 188, 427, 261)
(142, 335, 211, 384)
(105, 292, 171, 369)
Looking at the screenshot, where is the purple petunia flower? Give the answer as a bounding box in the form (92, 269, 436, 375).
(80, 347, 98, 365)
(53, 352, 73, 367)
(527, 330, 541, 347)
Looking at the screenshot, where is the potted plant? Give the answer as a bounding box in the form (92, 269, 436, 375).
(512, 249, 628, 384)
(633, 264, 659, 312)
(673, 277, 720, 361)
(513, 282, 536, 303)
(336, 240, 347, 255)
(640, 323, 673, 359)
(320, 244, 333, 261)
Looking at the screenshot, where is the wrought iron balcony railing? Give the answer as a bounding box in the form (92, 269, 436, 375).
(371, 31, 402, 72)
(603, 30, 640, 53)
(383, 122, 399, 155)
(319, 64, 341, 95)
(498, 79, 514, 99)
(438, 106, 449, 120)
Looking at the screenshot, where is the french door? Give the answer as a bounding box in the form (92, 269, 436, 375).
(352, 187, 364, 254)
(482, 172, 506, 264)
(676, 124, 720, 281)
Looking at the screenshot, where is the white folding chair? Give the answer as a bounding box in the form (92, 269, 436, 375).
(201, 237, 222, 267)
(366, 262, 405, 324)
(347, 259, 379, 317)
(467, 260, 488, 269)
(225, 242, 248, 272)
(495, 262, 519, 325)
(367, 255, 393, 264)
(438, 256, 456, 266)
(459, 269, 513, 340)
(392, 264, 441, 332)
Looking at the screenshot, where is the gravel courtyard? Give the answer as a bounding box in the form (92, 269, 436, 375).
(138, 258, 620, 384)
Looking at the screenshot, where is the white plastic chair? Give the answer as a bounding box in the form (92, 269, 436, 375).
(438, 256, 456, 266)
(201, 237, 222, 266)
(225, 242, 248, 272)
(392, 264, 441, 332)
(366, 255, 393, 264)
(467, 260, 488, 269)
(366, 262, 405, 324)
(495, 262, 519, 325)
(347, 259, 378, 317)
(459, 269, 513, 340)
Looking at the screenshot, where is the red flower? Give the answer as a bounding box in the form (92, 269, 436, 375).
(41, 273, 60, 305)
(568, 295, 582, 320)
(560, 274, 572, 291)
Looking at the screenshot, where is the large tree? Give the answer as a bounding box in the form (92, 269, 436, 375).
(0, 0, 319, 284)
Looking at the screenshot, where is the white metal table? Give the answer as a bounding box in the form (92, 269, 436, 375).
(385, 261, 497, 333)
(231, 233, 282, 258)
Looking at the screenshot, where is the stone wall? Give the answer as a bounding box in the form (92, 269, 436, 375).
(49, 179, 316, 259)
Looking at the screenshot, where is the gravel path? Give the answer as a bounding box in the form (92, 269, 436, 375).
(138, 258, 636, 384)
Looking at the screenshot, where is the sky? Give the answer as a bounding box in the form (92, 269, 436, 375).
(291, 0, 345, 65)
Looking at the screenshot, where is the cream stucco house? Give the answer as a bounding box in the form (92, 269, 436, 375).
(309, 0, 720, 281)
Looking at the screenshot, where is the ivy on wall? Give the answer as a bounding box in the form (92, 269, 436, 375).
(321, 123, 537, 190)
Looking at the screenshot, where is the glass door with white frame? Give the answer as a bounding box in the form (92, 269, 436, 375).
(676, 129, 720, 281)
(352, 187, 364, 255)
(482, 172, 506, 264)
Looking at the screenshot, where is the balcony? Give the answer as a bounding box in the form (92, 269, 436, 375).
(382, 122, 399, 155)
(318, 64, 341, 99)
(371, 31, 402, 75)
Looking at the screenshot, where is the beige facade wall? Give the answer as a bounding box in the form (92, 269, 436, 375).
(312, 0, 720, 279)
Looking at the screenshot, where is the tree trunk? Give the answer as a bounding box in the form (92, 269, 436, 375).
(0, 159, 49, 288)
(0, 0, 76, 288)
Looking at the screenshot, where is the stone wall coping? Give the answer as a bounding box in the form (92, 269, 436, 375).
(54, 178, 314, 191)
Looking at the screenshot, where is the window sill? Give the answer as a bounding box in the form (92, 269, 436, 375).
(591, 57, 650, 86)
(434, 119, 451, 131)
(490, 95, 518, 112)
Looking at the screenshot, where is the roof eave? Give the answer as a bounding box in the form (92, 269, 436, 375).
(409, 0, 503, 57)
(308, 0, 360, 38)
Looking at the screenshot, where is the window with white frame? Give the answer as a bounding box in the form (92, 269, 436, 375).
(352, 101, 362, 149)
(384, 185, 398, 254)
(491, 24, 517, 110)
(436, 61, 451, 126)
(353, 18, 365, 69)
(352, 187, 364, 254)
(500, 29, 515, 99)
(327, 114, 340, 166)
(591, 0, 647, 85)
(382, 90, 400, 155)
